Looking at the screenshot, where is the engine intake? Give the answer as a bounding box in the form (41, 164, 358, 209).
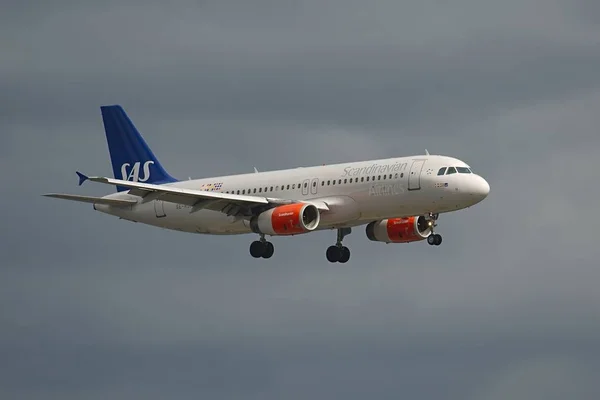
(250, 203, 320, 235)
(366, 216, 432, 243)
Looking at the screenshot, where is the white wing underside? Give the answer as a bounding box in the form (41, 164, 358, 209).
(87, 176, 329, 217)
(43, 193, 137, 207)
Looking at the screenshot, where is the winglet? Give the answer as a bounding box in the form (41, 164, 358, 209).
(76, 171, 89, 186)
(425, 149, 430, 155)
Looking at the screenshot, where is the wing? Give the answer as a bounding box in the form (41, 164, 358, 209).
(43, 193, 137, 207)
(84, 175, 329, 217)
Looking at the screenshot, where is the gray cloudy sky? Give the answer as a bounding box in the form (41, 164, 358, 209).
(2, 0, 600, 398)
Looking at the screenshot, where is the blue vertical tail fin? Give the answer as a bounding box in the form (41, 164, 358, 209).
(100, 105, 177, 191)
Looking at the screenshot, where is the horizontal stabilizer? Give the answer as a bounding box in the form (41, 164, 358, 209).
(43, 193, 137, 207)
(76, 171, 89, 186)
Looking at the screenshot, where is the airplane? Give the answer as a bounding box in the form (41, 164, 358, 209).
(44, 105, 490, 263)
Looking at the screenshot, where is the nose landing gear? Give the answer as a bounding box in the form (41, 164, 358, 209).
(427, 233, 442, 246)
(326, 227, 352, 263)
(426, 212, 442, 246)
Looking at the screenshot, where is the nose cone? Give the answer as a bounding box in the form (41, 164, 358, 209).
(472, 175, 490, 200)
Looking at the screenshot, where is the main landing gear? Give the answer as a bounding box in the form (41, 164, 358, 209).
(326, 227, 352, 263)
(426, 212, 442, 246)
(249, 234, 274, 259)
(427, 233, 442, 246)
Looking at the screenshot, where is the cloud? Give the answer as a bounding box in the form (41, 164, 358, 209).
(2, 0, 600, 398)
(472, 356, 598, 400)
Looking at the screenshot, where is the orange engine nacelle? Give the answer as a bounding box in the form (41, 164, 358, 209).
(365, 216, 433, 243)
(249, 203, 320, 236)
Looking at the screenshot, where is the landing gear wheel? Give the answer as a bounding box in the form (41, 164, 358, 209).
(250, 240, 266, 258)
(326, 246, 350, 263)
(427, 234, 442, 246)
(326, 245, 342, 263)
(339, 246, 350, 263)
(262, 241, 274, 258)
(250, 240, 274, 258)
(326, 228, 352, 263)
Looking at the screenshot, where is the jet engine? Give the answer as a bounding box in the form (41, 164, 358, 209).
(365, 216, 433, 243)
(249, 203, 320, 236)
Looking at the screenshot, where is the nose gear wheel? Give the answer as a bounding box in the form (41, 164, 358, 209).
(427, 234, 442, 246)
(425, 213, 442, 246)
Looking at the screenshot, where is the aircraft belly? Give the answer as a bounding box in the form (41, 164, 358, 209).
(315, 195, 361, 228)
(98, 200, 250, 234)
(101, 185, 442, 236)
(165, 204, 250, 234)
(355, 185, 433, 220)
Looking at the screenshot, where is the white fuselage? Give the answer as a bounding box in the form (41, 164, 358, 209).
(95, 155, 490, 235)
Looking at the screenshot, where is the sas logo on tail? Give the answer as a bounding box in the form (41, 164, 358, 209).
(121, 161, 154, 182)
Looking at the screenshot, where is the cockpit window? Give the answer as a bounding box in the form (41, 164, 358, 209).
(437, 167, 447, 175)
(446, 167, 457, 175)
(456, 167, 471, 174)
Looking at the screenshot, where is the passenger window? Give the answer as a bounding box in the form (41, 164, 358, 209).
(338, 179, 341, 184)
(389, 174, 392, 179)
(253, 188, 257, 193)
(361, 177, 364, 182)
(377, 175, 381, 180)
(349, 178, 353, 183)
(321, 181, 325, 186)
(332, 180, 336, 185)
(456, 167, 471, 174)
(344, 179, 347, 184)
(383, 175, 386, 180)
(242, 190, 246, 194)
(366, 176, 369, 181)
(304, 182, 308, 188)
(236, 190, 240, 194)
(446, 167, 457, 175)
(327, 180, 331, 185)
(313, 181, 316, 187)
(259, 188, 262, 193)
(437, 167, 447, 175)
(292, 184, 295, 189)
(287, 185, 290, 190)
(400, 173, 404, 178)
(270, 186, 273, 191)
(394, 173, 398, 179)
